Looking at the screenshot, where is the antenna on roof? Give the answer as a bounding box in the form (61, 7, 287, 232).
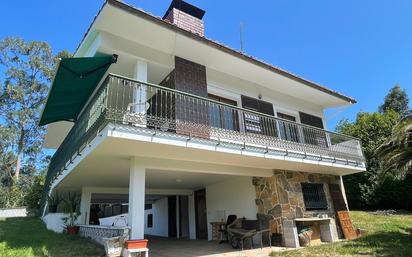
(240, 22, 244, 53)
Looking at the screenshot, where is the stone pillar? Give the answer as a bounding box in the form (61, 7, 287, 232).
(282, 220, 300, 248)
(128, 158, 146, 239)
(79, 188, 92, 225)
(132, 59, 148, 124)
(320, 219, 338, 242)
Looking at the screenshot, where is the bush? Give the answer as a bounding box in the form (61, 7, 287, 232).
(372, 174, 412, 211)
(0, 184, 25, 208)
(24, 175, 45, 215)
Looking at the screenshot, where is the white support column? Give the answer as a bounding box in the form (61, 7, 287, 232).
(79, 188, 92, 225)
(188, 193, 196, 240)
(128, 158, 146, 239)
(340, 176, 349, 210)
(132, 59, 148, 125)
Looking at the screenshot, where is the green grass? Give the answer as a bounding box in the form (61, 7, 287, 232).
(270, 211, 412, 257)
(0, 217, 105, 257)
(1, 212, 411, 257)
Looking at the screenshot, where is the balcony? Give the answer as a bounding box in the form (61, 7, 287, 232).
(43, 74, 365, 200)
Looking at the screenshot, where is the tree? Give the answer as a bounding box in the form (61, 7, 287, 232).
(0, 37, 55, 181)
(336, 110, 399, 209)
(0, 37, 70, 209)
(376, 114, 412, 176)
(379, 84, 410, 116)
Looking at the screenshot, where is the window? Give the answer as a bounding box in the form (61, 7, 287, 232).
(241, 95, 277, 137)
(208, 94, 239, 131)
(277, 112, 300, 142)
(147, 214, 153, 228)
(301, 183, 328, 210)
(145, 204, 152, 210)
(299, 112, 328, 147)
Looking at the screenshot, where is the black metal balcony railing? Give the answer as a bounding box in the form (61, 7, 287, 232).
(42, 73, 365, 212)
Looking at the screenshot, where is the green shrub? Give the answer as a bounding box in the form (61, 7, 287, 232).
(24, 175, 45, 215)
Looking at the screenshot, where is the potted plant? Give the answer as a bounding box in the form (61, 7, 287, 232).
(61, 192, 81, 235)
(124, 239, 149, 249)
(47, 191, 61, 213)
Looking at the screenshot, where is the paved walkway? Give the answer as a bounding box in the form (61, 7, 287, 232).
(147, 237, 288, 257)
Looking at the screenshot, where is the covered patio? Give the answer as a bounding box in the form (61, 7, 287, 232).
(147, 236, 286, 257)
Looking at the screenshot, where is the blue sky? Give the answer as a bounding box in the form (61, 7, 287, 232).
(1, 0, 411, 129)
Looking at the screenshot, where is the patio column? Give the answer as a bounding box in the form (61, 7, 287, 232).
(79, 187, 92, 225)
(188, 194, 196, 239)
(128, 158, 146, 239)
(132, 59, 148, 125)
(339, 176, 349, 210)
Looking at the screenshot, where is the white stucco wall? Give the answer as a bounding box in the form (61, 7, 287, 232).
(0, 207, 27, 218)
(205, 176, 257, 241)
(42, 213, 80, 233)
(207, 68, 326, 126)
(144, 197, 168, 237)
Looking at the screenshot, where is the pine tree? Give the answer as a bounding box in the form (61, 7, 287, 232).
(379, 84, 410, 116)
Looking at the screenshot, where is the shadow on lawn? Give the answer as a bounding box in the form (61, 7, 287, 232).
(341, 229, 412, 257)
(0, 217, 105, 257)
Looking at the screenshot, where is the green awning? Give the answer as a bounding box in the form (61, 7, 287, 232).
(39, 54, 117, 126)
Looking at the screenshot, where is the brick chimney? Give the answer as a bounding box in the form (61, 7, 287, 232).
(163, 0, 205, 37)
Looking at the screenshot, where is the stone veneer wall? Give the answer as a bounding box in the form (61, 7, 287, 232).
(253, 170, 341, 234)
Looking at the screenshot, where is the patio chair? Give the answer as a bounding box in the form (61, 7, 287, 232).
(218, 214, 237, 244)
(256, 213, 272, 248)
(228, 218, 258, 250)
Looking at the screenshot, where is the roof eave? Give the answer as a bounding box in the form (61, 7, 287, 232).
(75, 0, 357, 105)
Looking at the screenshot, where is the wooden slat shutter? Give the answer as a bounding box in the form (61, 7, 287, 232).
(241, 95, 276, 137)
(241, 95, 259, 111)
(299, 112, 327, 147)
(258, 101, 274, 116)
(299, 112, 324, 129)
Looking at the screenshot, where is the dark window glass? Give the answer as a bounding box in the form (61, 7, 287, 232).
(145, 204, 152, 210)
(147, 214, 153, 228)
(277, 112, 300, 142)
(301, 183, 328, 210)
(208, 94, 238, 131)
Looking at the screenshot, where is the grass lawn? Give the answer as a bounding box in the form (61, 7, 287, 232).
(0, 217, 104, 257)
(0, 212, 411, 257)
(270, 211, 412, 257)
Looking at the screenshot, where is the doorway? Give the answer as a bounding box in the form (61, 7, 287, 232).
(168, 196, 177, 237)
(194, 189, 208, 239)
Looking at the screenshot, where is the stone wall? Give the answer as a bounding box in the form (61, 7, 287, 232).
(253, 170, 341, 234)
(78, 225, 130, 245)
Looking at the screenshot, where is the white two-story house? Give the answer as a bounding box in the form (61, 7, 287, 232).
(40, 0, 365, 250)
